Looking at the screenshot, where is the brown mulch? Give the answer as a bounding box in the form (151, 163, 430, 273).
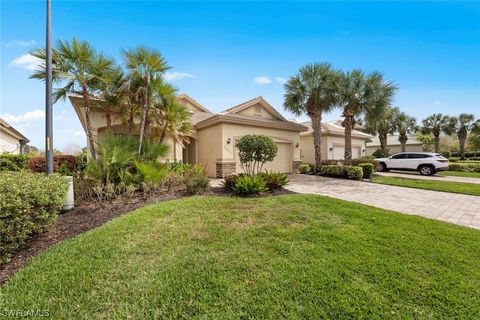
(0, 186, 294, 285)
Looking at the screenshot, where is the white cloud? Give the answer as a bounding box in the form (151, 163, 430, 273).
(9, 53, 42, 71)
(275, 77, 287, 84)
(164, 72, 197, 81)
(3, 40, 36, 47)
(432, 101, 442, 106)
(1, 109, 45, 124)
(253, 76, 272, 85)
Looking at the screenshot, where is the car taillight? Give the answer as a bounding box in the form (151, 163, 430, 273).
(438, 160, 448, 163)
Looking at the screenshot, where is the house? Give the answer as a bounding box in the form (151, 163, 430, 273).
(299, 121, 373, 162)
(366, 135, 424, 155)
(69, 94, 307, 178)
(0, 117, 30, 154)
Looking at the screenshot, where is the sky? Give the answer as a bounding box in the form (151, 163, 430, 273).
(1, 1, 479, 150)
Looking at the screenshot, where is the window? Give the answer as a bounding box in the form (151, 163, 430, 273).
(391, 154, 408, 159)
(407, 154, 430, 159)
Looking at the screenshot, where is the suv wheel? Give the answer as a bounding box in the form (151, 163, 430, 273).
(419, 165, 434, 176)
(377, 162, 387, 172)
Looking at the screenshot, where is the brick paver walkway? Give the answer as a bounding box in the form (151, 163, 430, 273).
(285, 174, 480, 230)
(377, 171, 480, 185)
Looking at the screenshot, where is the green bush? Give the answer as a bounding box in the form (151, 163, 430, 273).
(259, 171, 289, 190)
(184, 165, 209, 195)
(236, 135, 278, 175)
(320, 165, 363, 180)
(372, 148, 390, 158)
(0, 171, 68, 264)
(358, 163, 375, 179)
(448, 162, 480, 173)
(234, 175, 267, 195)
(319, 159, 379, 167)
(299, 163, 313, 174)
(0, 153, 31, 171)
(222, 175, 239, 191)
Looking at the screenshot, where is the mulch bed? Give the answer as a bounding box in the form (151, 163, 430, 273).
(0, 186, 294, 285)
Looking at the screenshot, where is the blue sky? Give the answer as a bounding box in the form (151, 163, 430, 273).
(1, 1, 479, 150)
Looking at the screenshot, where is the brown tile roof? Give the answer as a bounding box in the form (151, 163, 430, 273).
(300, 121, 372, 139)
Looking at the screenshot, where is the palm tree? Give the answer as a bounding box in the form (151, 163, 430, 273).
(397, 113, 418, 152)
(283, 63, 340, 170)
(121, 46, 170, 156)
(156, 98, 192, 145)
(450, 114, 478, 159)
(31, 38, 113, 160)
(364, 106, 400, 154)
(97, 67, 125, 133)
(338, 70, 396, 160)
(421, 114, 453, 153)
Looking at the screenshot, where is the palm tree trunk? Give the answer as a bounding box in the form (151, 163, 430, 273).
(379, 131, 388, 154)
(458, 130, 467, 160)
(128, 112, 134, 133)
(138, 92, 149, 156)
(434, 134, 440, 153)
(342, 111, 354, 160)
(105, 109, 112, 133)
(311, 115, 323, 171)
(159, 125, 167, 143)
(398, 134, 408, 152)
(81, 86, 97, 161)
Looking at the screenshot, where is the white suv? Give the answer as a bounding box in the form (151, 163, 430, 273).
(375, 152, 449, 176)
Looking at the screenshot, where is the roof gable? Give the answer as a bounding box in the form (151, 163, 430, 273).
(221, 97, 287, 121)
(176, 94, 210, 113)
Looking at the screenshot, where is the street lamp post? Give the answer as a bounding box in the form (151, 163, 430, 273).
(45, 0, 53, 174)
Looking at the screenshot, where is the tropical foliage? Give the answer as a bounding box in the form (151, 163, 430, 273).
(449, 114, 479, 159)
(236, 135, 278, 175)
(421, 113, 453, 153)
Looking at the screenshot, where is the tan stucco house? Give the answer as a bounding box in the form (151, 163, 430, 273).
(69, 94, 307, 177)
(0, 117, 30, 154)
(366, 135, 424, 155)
(299, 121, 373, 163)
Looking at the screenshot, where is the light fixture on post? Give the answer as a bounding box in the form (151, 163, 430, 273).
(329, 147, 334, 152)
(295, 142, 299, 148)
(226, 138, 231, 145)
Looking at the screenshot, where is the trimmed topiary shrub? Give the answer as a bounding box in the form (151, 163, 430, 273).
(372, 148, 390, 158)
(236, 135, 278, 175)
(0, 153, 31, 171)
(319, 159, 379, 167)
(234, 175, 267, 195)
(259, 171, 289, 190)
(448, 162, 480, 173)
(358, 163, 375, 179)
(320, 165, 363, 180)
(27, 155, 77, 173)
(0, 171, 68, 264)
(299, 163, 313, 174)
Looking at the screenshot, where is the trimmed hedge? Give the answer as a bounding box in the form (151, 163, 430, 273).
(320, 165, 363, 180)
(358, 163, 375, 179)
(0, 171, 68, 264)
(319, 159, 379, 167)
(299, 163, 314, 174)
(27, 155, 76, 173)
(0, 153, 31, 171)
(448, 162, 480, 173)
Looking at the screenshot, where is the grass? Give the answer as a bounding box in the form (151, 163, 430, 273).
(438, 171, 480, 179)
(1, 195, 479, 319)
(372, 175, 480, 196)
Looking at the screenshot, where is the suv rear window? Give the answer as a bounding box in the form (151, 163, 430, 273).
(407, 154, 431, 159)
(391, 154, 408, 159)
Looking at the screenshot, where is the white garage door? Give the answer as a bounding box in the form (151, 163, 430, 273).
(236, 142, 292, 174)
(332, 146, 361, 160)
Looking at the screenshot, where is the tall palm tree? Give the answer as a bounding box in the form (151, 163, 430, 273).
(338, 70, 397, 160)
(31, 38, 113, 160)
(283, 63, 340, 170)
(450, 114, 478, 159)
(421, 113, 453, 153)
(97, 67, 125, 133)
(122, 47, 170, 156)
(364, 106, 400, 154)
(156, 98, 192, 145)
(397, 113, 418, 152)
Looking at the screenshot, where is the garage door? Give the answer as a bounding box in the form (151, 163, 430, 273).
(236, 142, 292, 174)
(332, 146, 361, 160)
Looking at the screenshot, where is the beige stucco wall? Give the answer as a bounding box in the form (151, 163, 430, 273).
(366, 144, 424, 156)
(300, 134, 367, 163)
(196, 124, 223, 177)
(0, 129, 21, 154)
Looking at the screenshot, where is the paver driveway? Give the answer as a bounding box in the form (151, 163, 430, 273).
(377, 171, 480, 184)
(286, 174, 480, 230)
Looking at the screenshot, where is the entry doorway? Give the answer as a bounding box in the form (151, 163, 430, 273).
(182, 139, 197, 164)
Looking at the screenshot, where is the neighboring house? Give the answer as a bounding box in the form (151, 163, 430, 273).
(69, 94, 307, 178)
(300, 121, 373, 162)
(0, 117, 30, 154)
(366, 135, 424, 156)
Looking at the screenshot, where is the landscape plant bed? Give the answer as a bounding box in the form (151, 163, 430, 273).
(371, 175, 480, 196)
(1, 195, 479, 318)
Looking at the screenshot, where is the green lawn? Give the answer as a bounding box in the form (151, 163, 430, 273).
(1, 195, 479, 319)
(372, 175, 480, 196)
(438, 171, 480, 179)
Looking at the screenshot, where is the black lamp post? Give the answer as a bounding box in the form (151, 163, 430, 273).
(45, 0, 53, 174)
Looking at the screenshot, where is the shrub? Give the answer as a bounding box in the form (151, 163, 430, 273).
(0, 153, 31, 171)
(372, 148, 390, 158)
(234, 175, 267, 195)
(236, 135, 278, 175)
(358, 163, 375, 179)
(27, 155, 77, 173)
(299, 163, 313, 174)
(319, 159, 379, 167)
(320, 165, 363, 180)
(183, 165, 209, 195)
(0, 171, 68, 264)
(449, 157, 460, 163)
(259, 171, 289, 190)
(222, 174, 239, 191)
(448, 162, 480, 173)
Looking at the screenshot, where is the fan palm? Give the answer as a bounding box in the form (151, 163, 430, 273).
(97, 67, 125, 133)
(121, 46, 170, 156)
(283, 63, 340, 170)
(449, 114, 478, 159)
(364, 106, 401, 154)
(397, 113, 418, 152)
(338, 70, 397, 160)
(30, 38, 114, 160)
(156, 98, 193, 146)
(421, 114, 453, 153)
